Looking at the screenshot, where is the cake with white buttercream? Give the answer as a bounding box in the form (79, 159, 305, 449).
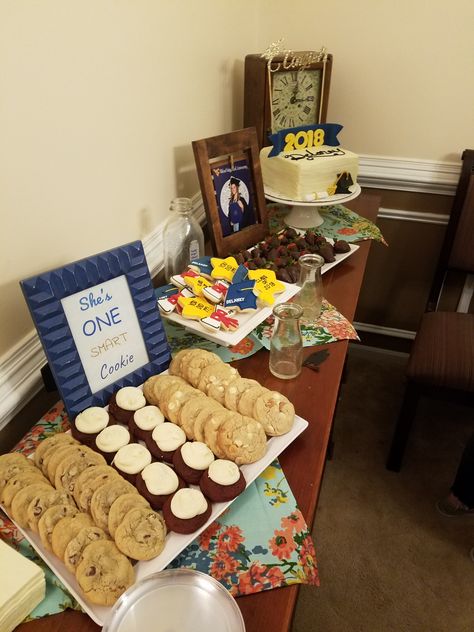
(144, 423, 186, 463)
(108, 386, 147, 424)
(112, 442, 152, 483)
(128, 405, 165, 442)
(94, 425, 131, 463)
(71, 407, 111, 446)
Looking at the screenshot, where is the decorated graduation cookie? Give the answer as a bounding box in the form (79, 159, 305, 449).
(157, 288, 194, 315)
(182, 272, 212, 297)
(188, 256, 213, 279)
(224, 280, 258, 312)
(178, 296, 215, 320)
(202, 281, 229, 304)
(210, 257, 238, 283)
(248, 269, 285, 306)
(232, 264, 248, 284)
(201, 308, 239, 332)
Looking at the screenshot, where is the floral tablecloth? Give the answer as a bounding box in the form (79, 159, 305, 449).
(269, 203, 388, 245)
(0, 402, 319, 621)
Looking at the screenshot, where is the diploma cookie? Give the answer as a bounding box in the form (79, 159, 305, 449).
(75, 540, 134, 606)
(162, 488, 211, 534)
(201, 308, 239, 333)
(223, 280, 258, 312)
(217, 415, 267, 465)
(114, 506, 167, 561)
(157, 287, 194, 315)
(202, 280, 229, 304)
(210, 256, 238, 283)
(10, 481, 54, 529)
(188, 256, 213, 279)
(90, 478, 138, 533)
(108, 493, 150, 538)
(64, 526, 109, 574)
(51, 512, 94, 560)
(27, 488, 76, 533)
(224, 377, 260, 412)
(38, 503, 79, 552)
(253, 390, 295, 436)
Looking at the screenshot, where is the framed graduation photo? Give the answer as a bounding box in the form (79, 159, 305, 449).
(193, 127, 269, 257)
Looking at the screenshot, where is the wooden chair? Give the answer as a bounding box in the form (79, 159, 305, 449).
(386, 149, 474, 471)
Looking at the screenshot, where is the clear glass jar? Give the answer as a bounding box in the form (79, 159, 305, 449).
(269, 302, 304, 379)
(297, 253, 324, 323)
(163, 198, 205, 279)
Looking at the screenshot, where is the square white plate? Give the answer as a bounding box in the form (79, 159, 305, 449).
(1, 415, 308, 626)
(161, 244, 358, 347)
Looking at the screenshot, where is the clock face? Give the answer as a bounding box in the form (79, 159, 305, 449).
(271, 69, 322, 133)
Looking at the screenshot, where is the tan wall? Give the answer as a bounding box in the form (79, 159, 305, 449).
(259, 0, 474, 161)
(1, 0, 473, 359)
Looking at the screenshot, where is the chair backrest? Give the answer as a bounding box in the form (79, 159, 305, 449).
(427, 149, 474, 311)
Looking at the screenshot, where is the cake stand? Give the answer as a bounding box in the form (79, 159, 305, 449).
(265, 184, 361, 230)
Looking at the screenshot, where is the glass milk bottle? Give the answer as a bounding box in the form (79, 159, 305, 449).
(269, 303, 304, 379)
(163, 198, 205, 279)
(297, 254, 324, 323)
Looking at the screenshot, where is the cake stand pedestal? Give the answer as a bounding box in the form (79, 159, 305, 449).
(265, 184, 361, 230)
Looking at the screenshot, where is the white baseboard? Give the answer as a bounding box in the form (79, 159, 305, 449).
(0, 154, 456, 428)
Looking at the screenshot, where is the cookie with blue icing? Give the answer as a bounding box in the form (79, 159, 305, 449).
(224, 280, 258, 312)
(188, 256, 213, 279)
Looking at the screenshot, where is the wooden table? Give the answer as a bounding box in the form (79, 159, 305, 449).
(16, 193, 380, 632)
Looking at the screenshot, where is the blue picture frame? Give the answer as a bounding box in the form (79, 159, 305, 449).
(21, 241, 171, 421)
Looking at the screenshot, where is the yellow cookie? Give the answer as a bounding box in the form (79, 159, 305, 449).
(178, 296, 215, 320)
(210, 256, 238, 282)
(183, 274, 212, 297)
(248, 269, 286, 305)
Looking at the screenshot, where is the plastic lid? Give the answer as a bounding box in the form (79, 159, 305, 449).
(103, 569, 246, 632)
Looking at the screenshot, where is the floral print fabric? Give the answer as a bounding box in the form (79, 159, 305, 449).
(1, 405, 319, 620)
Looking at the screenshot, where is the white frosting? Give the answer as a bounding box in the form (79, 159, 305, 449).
(95, 425, 130, 453)
(152, 423, 186, 452)
(208, 459, 240, 486)
(115, 386, 146, 411)
(134, 406, 164, 431)
(75, 407, 109, 434)
(181, 442, 214, 470)
(113, 443, 151, 474)
(141, 462, 179, 496)
(170, 488, 208, 519)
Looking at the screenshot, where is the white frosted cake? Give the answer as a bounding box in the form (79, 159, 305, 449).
(260, 141, 359, 202)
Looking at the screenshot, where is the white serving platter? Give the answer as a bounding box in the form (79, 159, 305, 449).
(1, 414, 308, 627)
(161, 244, 358, 347)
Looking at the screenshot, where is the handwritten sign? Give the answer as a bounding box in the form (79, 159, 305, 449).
(20, 241, 170, 419)
(61, 276, 149, 393)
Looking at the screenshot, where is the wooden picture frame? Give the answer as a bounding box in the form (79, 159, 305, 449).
(192, 127, 269, 257)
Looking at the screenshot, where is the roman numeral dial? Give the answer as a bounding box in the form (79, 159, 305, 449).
(271, 69, 322, 133)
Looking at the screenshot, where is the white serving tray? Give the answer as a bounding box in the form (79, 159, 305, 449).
(1, 415, 308, 626)
(161, 244, 358, 347)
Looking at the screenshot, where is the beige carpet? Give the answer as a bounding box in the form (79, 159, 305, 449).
(292, 344, 474, 632)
